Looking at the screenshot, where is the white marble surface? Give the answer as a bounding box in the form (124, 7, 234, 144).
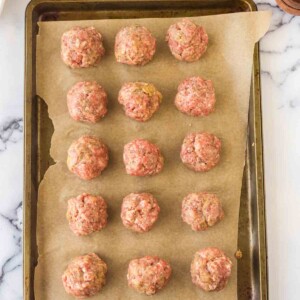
(0, 0, 299, 299)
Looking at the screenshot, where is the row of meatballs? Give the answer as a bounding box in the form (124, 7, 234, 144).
(67, 133, 221, 180)
(67, 192, 224, 236)
(62, 249, 232, 298)
(67, 77, 215, 123)
(61, 19, 208, 68)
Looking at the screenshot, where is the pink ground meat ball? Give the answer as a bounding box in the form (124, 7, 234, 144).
(181, 193, 224, 231)
(67, 193, 108, 236)
(118, 82, 162, 122)
(180, 132, 221, 172)
(127, 256, 172, 295)
(61, 26, 105, 68)
(123, 139, 164, 176)
(115, 25, 156, 66)
(62, 253, 107, 298)
(166, 19, 208, 62)
(191, 247, 232, 292)
(67, 135, 109, 180)
(121, 193, 160, 233)
(67, 81, 108, 123)
(175, 76, 216, 117)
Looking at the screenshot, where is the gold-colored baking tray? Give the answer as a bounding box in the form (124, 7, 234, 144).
(24, 0, 268, 299)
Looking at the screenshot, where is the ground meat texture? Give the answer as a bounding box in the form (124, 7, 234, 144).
(118, 82, 162, 122)
(181, 193, 224, 231)
(67, 193, 108, 236)
(180, 132, 221, 172)
(121, 193, 160, 233)
(67, 81, 108, 123)
(127, 256, 172, 295)
(62, 253, 107, 298)
(175, 76, 216, 117)
(61, 26, 105, 68)
(67, 135, 109, 180)
(115, 25, 156, 66)
(166, 19, 208, 62)
(190, 247, 232, 292)
(123, 139, 164, 176)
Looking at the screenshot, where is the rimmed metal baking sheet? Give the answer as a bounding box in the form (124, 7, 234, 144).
(24, 1, 267, 299)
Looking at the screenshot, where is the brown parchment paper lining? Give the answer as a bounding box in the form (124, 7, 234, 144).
(35, 12, 271, 300)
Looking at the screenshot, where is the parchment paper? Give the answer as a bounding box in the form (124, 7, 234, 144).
(35, 12, 271, 300)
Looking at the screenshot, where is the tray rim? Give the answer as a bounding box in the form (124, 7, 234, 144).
(252, 43, 268, 300)
(24, 1, 267, 299)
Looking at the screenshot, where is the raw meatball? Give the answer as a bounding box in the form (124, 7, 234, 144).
(181, 193, 224, 231)
(121, 193, 160, 233)
(115, 25, 156, 66)
(123, 139, 164, 176)
(118, 82, 162, 122)
(61, 26, 105, 68)
(180, 132, 221, 172)
(67, 193, 108, 236)
(190, 247, 232, 292)
(175, 76, 216, 117)
(62, 253, 107, 298)
(67, 135, 109, 180)
(127, 256, 172, 295)
(67, 81, 108, 123)
(166, 19, 208, 62)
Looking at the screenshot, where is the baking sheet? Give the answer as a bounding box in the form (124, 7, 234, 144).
(35, 12, 271, 300)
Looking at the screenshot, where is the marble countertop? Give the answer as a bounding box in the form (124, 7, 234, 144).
(0, 0, 298, 299)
